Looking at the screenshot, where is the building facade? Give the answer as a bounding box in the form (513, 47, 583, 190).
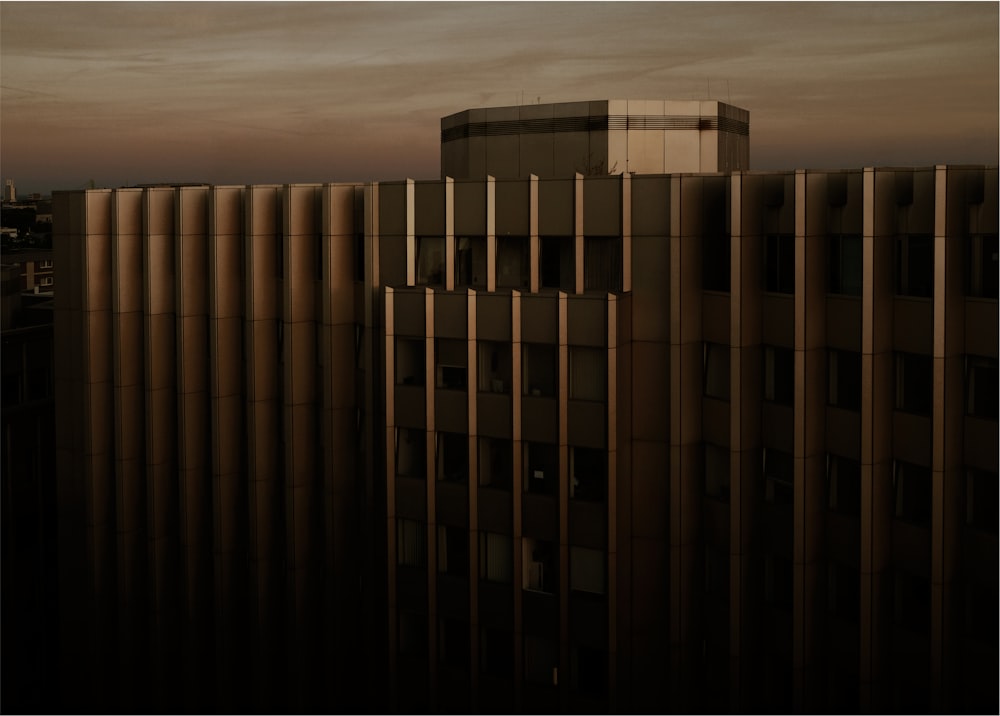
(52, 163, 997, 713)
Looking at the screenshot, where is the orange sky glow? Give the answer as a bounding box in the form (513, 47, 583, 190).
(2, 1, 997, 195)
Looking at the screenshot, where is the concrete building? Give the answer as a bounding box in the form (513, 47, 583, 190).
(441, 99, 749, 180)
(51, 184, 370, 712)
(48, 98, 996, 713)
(2, 272, 57, 713)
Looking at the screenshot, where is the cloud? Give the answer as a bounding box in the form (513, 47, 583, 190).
(2, 2, 997, 193)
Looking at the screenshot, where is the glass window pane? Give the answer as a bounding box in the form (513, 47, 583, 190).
(583, 236, 622, 292)
(569, 546, 606, 595)
(416, 236, 445, 285)
(456, 236, 487, 289)
(571, 447, 606, 501)
(704, 342, 730, 400)
(478, 341, 511, 393)
(396, 338, 425, 386)
(496, 236, 529, 289)
(523, 343, 557, 397)
(569, 346, 606, 402)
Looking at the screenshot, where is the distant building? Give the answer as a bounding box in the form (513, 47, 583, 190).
(1, 267, 56, 713)
(47, 100, 998, 714)
(441, 99, 749, 179)
(4, 179, 16, 202)
(16, 253, 55, 292)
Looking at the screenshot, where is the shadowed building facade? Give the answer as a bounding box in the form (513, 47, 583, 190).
(51, 94, 995, 713)
(52, 184, 372, 712)
(373, 166, 998, 713)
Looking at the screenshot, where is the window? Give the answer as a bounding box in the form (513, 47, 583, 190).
(966, 355, 998, 419)
(764, 345, 794, 406)
(702, 231, 731, 292)
(39, 260, 53, 270)
(570, 447, 606, 501)
(40, 276, 53, 287)
(496, 236, 529, 289)
(966, 233, 999, 298)
(354, 324, 364, 369)
(763, 448, 794, 505)
(703, 342, 730, 400)
(524, 636, 559, 687)
(895, 234, 933, 297)
(435, 338, 467, 391)
(827, 561, 860, 621)
(966, 469, 998, 533)
(583, 236, 622, 292)
(764, 554, 793, 610)
(704, 443, 730, 503)
(571, 647, 607, 698)
(436, 432, 468, 483)
(398, 611, 427, 658)
(764, 233, 794, 294)
(964, 581, 999, 643)
(895, 352, 933, 415)
(479, 532, 513, 583)
(396, 428, 426, 480)
(569, 546, 606, 595)
(893, 460, 931, 527)
(523, 538, 557, 594)
(569, 346, 606, 402)
(438, 618, 469, 668)
(894, 570, 931, 633)
(478, 341, 511, 394)
(416, 236, 445, 285)
(455, 236, 487, 289)
(828, 233, 862, 295)
(437, 525, 469, 577)
(523, 343, 556, 397)
(2, 364, 22, 406)
(274, 230, 283, 279)
(704, 544, 729, 596)
(25, 339, 52, 401)
(827, 454, 861, 515)
(540, 235, 574, 291)
(480, 628, 513, 677)
(478, 437, 512, 490)
(524, 442, 558, 496)
(828, 349, 861, 410)
(396, 337, 424, 386)
(397, 519, 426, 567)
(353, 231, 365, 281)
(314, 232, 323, 281)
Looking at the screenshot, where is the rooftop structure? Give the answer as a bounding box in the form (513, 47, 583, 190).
(441, 99, 749, 180)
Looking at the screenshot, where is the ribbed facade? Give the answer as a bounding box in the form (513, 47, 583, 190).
(52, 184, 371, 712)
(53, 166, 997, 713)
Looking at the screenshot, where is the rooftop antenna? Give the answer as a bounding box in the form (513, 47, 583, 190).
(727, 80, 731, 104)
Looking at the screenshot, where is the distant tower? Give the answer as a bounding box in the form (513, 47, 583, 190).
(4, 179, 15, 202)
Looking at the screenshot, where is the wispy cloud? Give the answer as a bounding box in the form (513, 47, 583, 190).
(2, 2, 996, 192)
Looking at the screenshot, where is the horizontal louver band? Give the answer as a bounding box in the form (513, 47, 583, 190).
(442, 114, 749, 142)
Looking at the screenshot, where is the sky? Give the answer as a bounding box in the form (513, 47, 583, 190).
(1, 1, 998, 195)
